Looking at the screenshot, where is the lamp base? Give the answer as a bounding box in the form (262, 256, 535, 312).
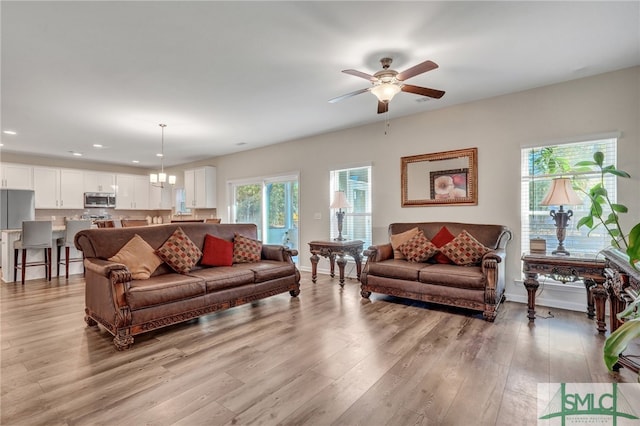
(549, 207, 573, 257)
(335, 210, 346, 242)
(552, 247, 571, 256)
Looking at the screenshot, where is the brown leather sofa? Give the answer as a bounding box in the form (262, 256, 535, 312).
(75, 222, 300, 350)
(360, 222, 512, 321)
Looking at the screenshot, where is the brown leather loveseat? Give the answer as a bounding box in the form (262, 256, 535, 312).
(75, 222, 300, 350)
(360, 222, 512, 321)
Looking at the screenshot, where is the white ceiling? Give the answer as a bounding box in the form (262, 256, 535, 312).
(2, 1, 639, 169)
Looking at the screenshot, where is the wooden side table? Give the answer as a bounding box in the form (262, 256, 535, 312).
(522, 253, 607, 333)
(308, 240, 364, 286)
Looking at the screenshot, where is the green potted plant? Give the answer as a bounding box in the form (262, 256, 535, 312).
(573, 151, 639, 380)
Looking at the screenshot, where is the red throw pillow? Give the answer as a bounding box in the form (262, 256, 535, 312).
(201, 234, 233, 267)
(431, 226, 455, 264)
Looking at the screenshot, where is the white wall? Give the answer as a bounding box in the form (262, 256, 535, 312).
(209, 67, 640, 307)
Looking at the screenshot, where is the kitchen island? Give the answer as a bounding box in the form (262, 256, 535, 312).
(1, 225, 84, 283)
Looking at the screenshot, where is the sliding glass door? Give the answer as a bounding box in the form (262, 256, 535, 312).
(230, 174, 299, 258)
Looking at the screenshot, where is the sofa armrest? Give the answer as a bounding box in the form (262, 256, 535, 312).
(481, 249, 506, 267)
(84, 258, 130, 280)
(83, 258, 133, 331)
(363, 243, 393, 262)
(262, 244, 298, 263)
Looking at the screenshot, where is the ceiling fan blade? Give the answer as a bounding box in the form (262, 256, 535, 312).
(401, 84, 445, 99)
(377, 101, 389, 114)
(328, 87, 371, 103)
(397, 60, 438, 81)
(342, 69, 378, 81)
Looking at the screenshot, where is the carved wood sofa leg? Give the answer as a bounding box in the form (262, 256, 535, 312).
(483, 307, 497, 322)
(361, 289, 371, 298)
(290, 288, 300, 297)
(85, 315, 98, 327)
(113, 331, 134, 351)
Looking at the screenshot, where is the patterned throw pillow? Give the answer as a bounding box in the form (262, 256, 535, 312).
(440, 230, 491, 266)
(390, 227, 420, 259)
(109, 234, 164, 280)
(398, 230, 438, 263)
(233, 234, 262, 263)
(430, 226, 456, 264)
(156, 227, 202, 274)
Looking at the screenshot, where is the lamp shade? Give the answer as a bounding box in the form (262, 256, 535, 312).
(540, 178, 582, 206)
(371, 83, 401, 103)
(330, 191, 352, 209)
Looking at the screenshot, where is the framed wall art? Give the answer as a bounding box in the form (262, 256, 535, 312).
(401, 147, 478, 207)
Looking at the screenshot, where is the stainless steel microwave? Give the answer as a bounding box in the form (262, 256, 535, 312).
(84, 192, 116, 208)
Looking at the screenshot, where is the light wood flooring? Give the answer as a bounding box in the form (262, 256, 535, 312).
(1, 272, 636, 425)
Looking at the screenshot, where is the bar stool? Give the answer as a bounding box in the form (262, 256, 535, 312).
(57, 220, 92, 279)
(14, 220, 53, 284)
(96, 220, 115, 228)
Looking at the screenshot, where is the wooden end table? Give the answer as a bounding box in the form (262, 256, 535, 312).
(308, 239, 364, 286)
(522, 252, 607, 333)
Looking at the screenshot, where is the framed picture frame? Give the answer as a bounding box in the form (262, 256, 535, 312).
(429, 168, 469, 200)
(401, 147, 478, 207)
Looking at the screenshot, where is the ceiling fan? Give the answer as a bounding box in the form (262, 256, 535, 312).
(329, 57, 445, 114)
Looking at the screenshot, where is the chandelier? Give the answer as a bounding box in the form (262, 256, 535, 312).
(149, 123, 176, 186)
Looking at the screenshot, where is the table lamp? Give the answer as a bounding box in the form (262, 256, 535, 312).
(540, 177, 582, 256)
(330, 191, 352, 241)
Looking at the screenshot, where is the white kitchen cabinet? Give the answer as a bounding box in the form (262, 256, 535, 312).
(33, 167, 84, 209)
(84, 171, 115, 193)
(115, 174, 150, 210)
(149, 184, 172, 210)
(1, 163, 33, 189)
(184, 166, 216, 209)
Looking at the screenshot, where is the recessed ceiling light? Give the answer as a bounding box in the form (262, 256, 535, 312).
(132, 160, 139, 164)
(156, 153, 163, 157)
(236, 142, 247, 146)
(0, 143, 4, 147)
(3, 130, 17, 135)
(72, 152, 83, 157)
(92, 144, 103, 148)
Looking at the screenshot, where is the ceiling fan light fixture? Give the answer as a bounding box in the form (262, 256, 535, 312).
(371, 82, 401, 103)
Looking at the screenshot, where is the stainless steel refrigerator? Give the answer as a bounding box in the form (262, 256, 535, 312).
(0, 189, 35, 230)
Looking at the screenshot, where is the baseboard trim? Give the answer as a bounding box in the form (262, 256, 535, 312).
(507, 279, 591, 313)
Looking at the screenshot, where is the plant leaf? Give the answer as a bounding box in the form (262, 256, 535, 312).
(606, 169, 631, 178)
(593, 151, 604, 166)
(575, 160, 597, 167)
(603, 318, 640, 371)
(611, 204, 628, 213)
(616, 295, 640, 321)
(591, 186, 608, 197)
(591, 203, 603, 216)
(627, 223, 640, 270)
(577, 216, 593, 229)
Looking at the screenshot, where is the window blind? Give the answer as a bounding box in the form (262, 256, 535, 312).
(521, 137, 618, 256)
(330, 166, 372, 248)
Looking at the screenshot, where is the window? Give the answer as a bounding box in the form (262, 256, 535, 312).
(521, 137, 618, 256)
(330, 165, 372, 247)
(229, 174, 299, 256)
